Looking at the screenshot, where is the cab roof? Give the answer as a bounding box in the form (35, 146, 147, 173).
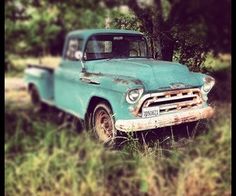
(67, 29, 143, 39)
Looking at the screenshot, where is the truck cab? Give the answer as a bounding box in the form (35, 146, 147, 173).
(25, 29, 215, 143)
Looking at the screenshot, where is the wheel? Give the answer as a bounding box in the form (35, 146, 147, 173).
(29, 85, 43, 111)
(92, 102, 116, 144)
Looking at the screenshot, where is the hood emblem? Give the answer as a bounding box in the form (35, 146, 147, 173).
(169, 83, 186, 89)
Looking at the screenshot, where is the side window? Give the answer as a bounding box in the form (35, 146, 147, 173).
(65, 38, 82, 61)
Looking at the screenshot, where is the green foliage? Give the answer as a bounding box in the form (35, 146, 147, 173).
(171, 21, 208, 71)
(23, 6, 61, 55)
(5, 0, 230, 72)
(110, 12, 143, 32)
(5, 0, 109, 59)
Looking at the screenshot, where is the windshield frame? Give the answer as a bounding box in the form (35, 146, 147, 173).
(83, 33, 150, 61)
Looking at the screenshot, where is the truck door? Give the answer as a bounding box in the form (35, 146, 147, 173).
(54, 37, 85, 118)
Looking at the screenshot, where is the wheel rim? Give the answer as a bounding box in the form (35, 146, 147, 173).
(94, 108, 114, 142)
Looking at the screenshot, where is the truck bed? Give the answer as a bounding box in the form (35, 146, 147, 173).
(27, 64, 54, 73)
(25, 64, 54, 102)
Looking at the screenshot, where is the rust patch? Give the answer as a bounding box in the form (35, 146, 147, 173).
(116, 106, 214, 132)
(114, 78, 143, 86)
(131, 106, 141, 117)
(132, 88, 202, 117)
(177, 115, 198, 123)
(205, 76, 214, 83)
(83, 72, 103, 77)
(160, 88, 200, 96)
(114, 78, 130, 85)
(132, 79, 142, 85)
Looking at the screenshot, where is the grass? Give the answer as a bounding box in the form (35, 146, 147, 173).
(5, 54, 231, 195)
(5, 89, 231, 195)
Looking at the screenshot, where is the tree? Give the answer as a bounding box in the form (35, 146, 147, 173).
(5, 0, 109, 58)
(5, 0, 31, 70)
(104, 0, 231, 69)
(5, 0, 230, 71)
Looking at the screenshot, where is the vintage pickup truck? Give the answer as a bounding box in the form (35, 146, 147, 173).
(25, 29, 215, 143)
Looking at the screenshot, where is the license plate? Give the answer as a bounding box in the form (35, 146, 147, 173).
(142, 106, 160, 118)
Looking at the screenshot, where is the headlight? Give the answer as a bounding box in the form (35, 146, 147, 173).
(201, 76, 215, 93)
(126, 88, 144, 104)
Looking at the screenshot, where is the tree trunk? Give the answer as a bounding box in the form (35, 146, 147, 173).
(151, 0, 164, 60)
(152, 36, 162, 59)
(161, 38, 174, 61)
(161, 40, 174, 61)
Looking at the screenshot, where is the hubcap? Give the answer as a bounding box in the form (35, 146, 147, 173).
(94, 109, 113, 141)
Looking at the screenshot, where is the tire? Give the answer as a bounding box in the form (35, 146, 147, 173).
(91, 102, 116, 144)
(29, 85, 44, 111)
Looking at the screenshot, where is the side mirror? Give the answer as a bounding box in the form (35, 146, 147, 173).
(74, 51, 83, 60)
(74, 51, 86, 72)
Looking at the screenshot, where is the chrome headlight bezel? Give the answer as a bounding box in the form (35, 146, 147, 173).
(201, 76, 215, 94)
(126, 88, 144, 104)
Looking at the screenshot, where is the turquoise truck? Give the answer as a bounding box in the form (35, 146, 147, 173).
(25, 29, 215, 143)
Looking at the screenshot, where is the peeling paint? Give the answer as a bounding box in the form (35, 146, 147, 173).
(114, 78, 130, 85)
(132, 79, 143, 85)
(113, 78, 143, 86)
(82, 72, 103, 77)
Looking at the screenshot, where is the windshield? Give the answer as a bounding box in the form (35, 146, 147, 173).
(84, 34, 149, 60)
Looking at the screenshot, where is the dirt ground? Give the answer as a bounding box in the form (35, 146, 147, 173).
(5, 77, 26, 91)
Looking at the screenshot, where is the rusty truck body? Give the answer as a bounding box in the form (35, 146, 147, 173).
(25, 29, 215, 143)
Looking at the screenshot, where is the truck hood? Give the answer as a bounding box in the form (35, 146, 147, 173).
(86, 58, 204, 91)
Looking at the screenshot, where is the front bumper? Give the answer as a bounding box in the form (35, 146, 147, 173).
(115, 106, 214, 132)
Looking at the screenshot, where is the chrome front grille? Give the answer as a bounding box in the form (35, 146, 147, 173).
(136, 88, 203, 116)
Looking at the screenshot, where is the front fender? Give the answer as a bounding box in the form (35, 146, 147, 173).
(80, 72, 144, 120)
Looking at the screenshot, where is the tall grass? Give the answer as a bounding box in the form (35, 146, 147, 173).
(5, 88, 231, 195)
